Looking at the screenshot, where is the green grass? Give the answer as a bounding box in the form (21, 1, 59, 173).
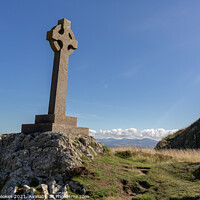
(72, 150, 200, 200)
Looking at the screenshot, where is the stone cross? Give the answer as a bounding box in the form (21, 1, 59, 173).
(46, 18, 78, 117)
(22, 19, 88, 135)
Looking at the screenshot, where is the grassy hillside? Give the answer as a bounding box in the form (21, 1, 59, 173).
(70, 147, 200, 200)
(156, 118, 200, 149)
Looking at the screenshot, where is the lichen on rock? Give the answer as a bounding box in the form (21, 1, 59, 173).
(0, 131, 104, 199)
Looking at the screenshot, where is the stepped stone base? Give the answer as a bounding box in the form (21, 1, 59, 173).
(35, 114, 77, 126)
(22, 114, 89, 135)
(22, 123, 89, 135)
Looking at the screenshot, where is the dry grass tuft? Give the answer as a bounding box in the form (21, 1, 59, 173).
(110, 147, 200, 163)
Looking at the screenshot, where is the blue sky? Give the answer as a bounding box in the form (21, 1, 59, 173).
(1, 0, 200, 134)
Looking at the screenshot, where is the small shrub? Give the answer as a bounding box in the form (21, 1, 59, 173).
(71, 166, 95, 177)
(103, 146, 110, 155)
(115, 150, 132, 159)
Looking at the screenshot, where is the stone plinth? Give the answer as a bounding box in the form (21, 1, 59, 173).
(22, 122, 89, 135)
(35, 114, 77, 126)
(22, 114, 89, 135)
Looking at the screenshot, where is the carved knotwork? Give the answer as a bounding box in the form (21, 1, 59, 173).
(46, 18, 78, 55)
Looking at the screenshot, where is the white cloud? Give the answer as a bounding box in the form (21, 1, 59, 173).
(89, 128, 178, 141)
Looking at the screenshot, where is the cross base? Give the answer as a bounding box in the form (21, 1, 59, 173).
(35, 114, 77, 126)
(21, 114, 89, 135)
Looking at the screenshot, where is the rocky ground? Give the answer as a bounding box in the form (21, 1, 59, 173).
(0, 131, 105, 199)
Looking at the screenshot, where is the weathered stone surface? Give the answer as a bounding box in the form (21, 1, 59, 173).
(35, 114, 77, 126)
(0, 132, 104, 198)
(22, 18, 88, 135)
(22, 123, 88, 135)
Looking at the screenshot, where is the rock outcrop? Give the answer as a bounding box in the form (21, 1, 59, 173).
(0, 131, 105, 199)
(156, 118, 200, 149)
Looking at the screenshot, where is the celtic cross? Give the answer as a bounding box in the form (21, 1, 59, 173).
(46, 18, 78, 116)
(22, 18, 88, 135)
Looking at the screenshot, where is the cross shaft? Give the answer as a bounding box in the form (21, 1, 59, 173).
(47, 18, 78, 117)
